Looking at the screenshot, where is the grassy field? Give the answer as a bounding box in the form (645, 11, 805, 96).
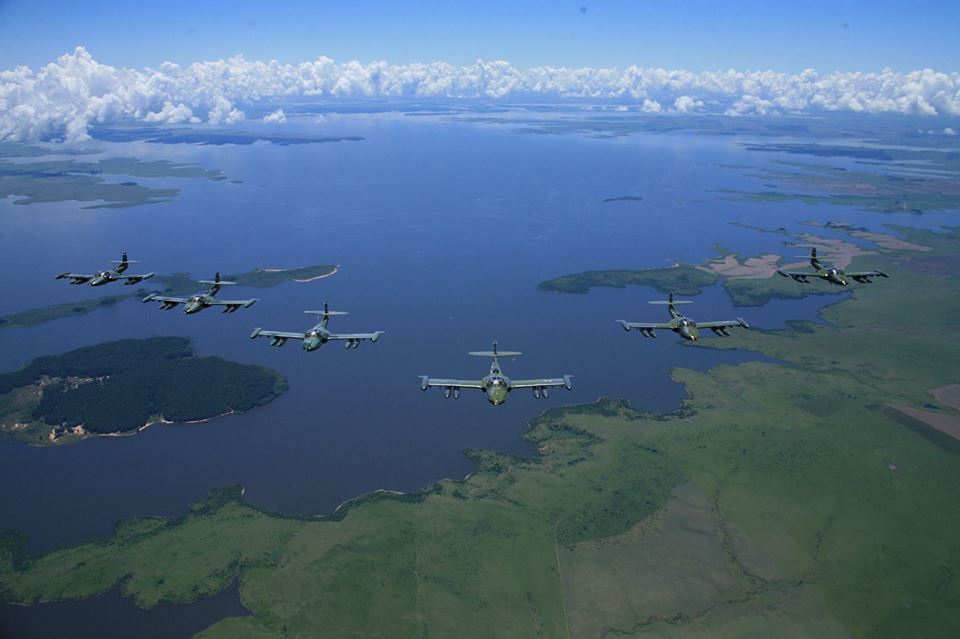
(1, 226, 959, 637)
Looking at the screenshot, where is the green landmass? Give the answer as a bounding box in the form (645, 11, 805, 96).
(535, 260, 844, 307)
(718, 149, 960, 213)
(2, 225, 959, 637)
(0, 265, 337, 330)
(0, 337, 287, 444)
(0, 144, 98, 158)
(0, 156, 223, 208)
(537, 265, 718, 295)
(453, 112, 960, 145)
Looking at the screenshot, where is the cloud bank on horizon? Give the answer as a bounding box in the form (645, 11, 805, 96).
(2, 47, 959, 142)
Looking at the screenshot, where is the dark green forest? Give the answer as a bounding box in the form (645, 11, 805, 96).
(0, 337, 287, 434)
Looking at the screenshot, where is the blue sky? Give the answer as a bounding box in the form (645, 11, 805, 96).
(1, 0, 958, 72)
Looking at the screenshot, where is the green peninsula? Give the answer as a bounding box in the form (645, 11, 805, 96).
(0, 337, 287, 444)
(537, 261, 838, 306)
(0, 156, 224, 209)
(537, 264, 718, 295)
(719, 149, 960, 214)
(0, 265, 337, 330)
(2, 227, 959, 637)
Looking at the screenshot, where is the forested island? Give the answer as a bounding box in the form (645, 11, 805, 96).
(0, 337, 287, 444)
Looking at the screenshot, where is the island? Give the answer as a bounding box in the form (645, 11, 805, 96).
(0, 337, 287, 445)
(1, 225, 958, 637)
(90, 126, 366, 146)
(536, 223, 935, 307)
(0, 265, 338, 330)
(537, 264, 718, 296)
(717, 146, 960, 214)
(0, 153, 226, 209)
(601, 195, 644, 203)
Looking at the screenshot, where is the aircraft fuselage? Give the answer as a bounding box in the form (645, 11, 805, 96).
(674, 317, 700, 341)
(481, 374, 511, 405)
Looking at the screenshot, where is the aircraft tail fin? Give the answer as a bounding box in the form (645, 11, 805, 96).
(305, 301, 348, 326)
(649, 291, 692, 306)
(469, 341, 521, 358)
(199, 272, 236, 291)
(108, 251, 139, 271)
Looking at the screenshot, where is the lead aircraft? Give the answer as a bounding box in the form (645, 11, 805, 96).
(617, 292, 749, 341)
(420, 341, 572, 406)
(777, 247, 889, 286)
(142, 272, 257, 314)
(56, 252, 155, 287)
(250, 302, 384, 351)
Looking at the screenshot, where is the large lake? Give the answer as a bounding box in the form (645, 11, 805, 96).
(1, 111, 942, 636)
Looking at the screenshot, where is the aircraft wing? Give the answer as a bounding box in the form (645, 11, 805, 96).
(207, 298, 257, 306)
(697, 319, 750, 329)
(119, 272, 156, 285)
(776, 269, 816, 281)
(845, 270, 890, 280)
(251, 330, 306, 340)
(55, 272, 93, 284)
(142, 294, 187, 305)
(420, 377, 484, 390)
(327, 331, 385, 343)
(617, 320, 673, 332)
(511, 375, 573, 390)
(206, 298, 258, 312)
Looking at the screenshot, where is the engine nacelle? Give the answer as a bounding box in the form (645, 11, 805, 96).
(444, 387, 452, 399)
(532, 387, 541, 399)
(541, 387, 549, 398)
(453, 388, 461, 399)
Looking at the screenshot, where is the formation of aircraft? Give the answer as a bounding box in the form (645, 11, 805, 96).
(777, 248, 889, 286)
(142, 272, 257, 314)
(56, 252, 155, 287)
(251, 302, 384, 351)
(420, 341, 572, 405)
(53, 245, 891, 406)
(617, 292, 749, 341)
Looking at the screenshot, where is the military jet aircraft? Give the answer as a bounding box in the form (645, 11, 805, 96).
(56, 252, 155, 287)
(776, 248, 889, 286)
(420, 341, 572, 406)
(617, 292, 749, 341)
(250, 302, 384, 351)
(142, 272, 257, 314)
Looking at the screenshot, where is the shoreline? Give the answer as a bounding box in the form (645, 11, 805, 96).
(292, 265, 339, 282)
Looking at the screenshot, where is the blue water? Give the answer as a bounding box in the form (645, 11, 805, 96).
(0, 112, 923, 634)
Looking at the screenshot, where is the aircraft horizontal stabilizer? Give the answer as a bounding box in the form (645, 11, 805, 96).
(468, 350, 522, 358)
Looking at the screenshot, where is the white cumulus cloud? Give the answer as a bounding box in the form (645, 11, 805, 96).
(262, 108, 287, 123)
(673, 95, 704, 113)
(143, 101, 199, 124)
(2, 47, 959, 142)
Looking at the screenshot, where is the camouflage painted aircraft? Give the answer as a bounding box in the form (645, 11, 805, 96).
(617, 292, 749, 341)
(420, 341, 572, 405)
(142, 272, 257, 314)
(56, 252, 155, 287)
(776, 247, 889, 286)
(250, 302, 384, 351)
